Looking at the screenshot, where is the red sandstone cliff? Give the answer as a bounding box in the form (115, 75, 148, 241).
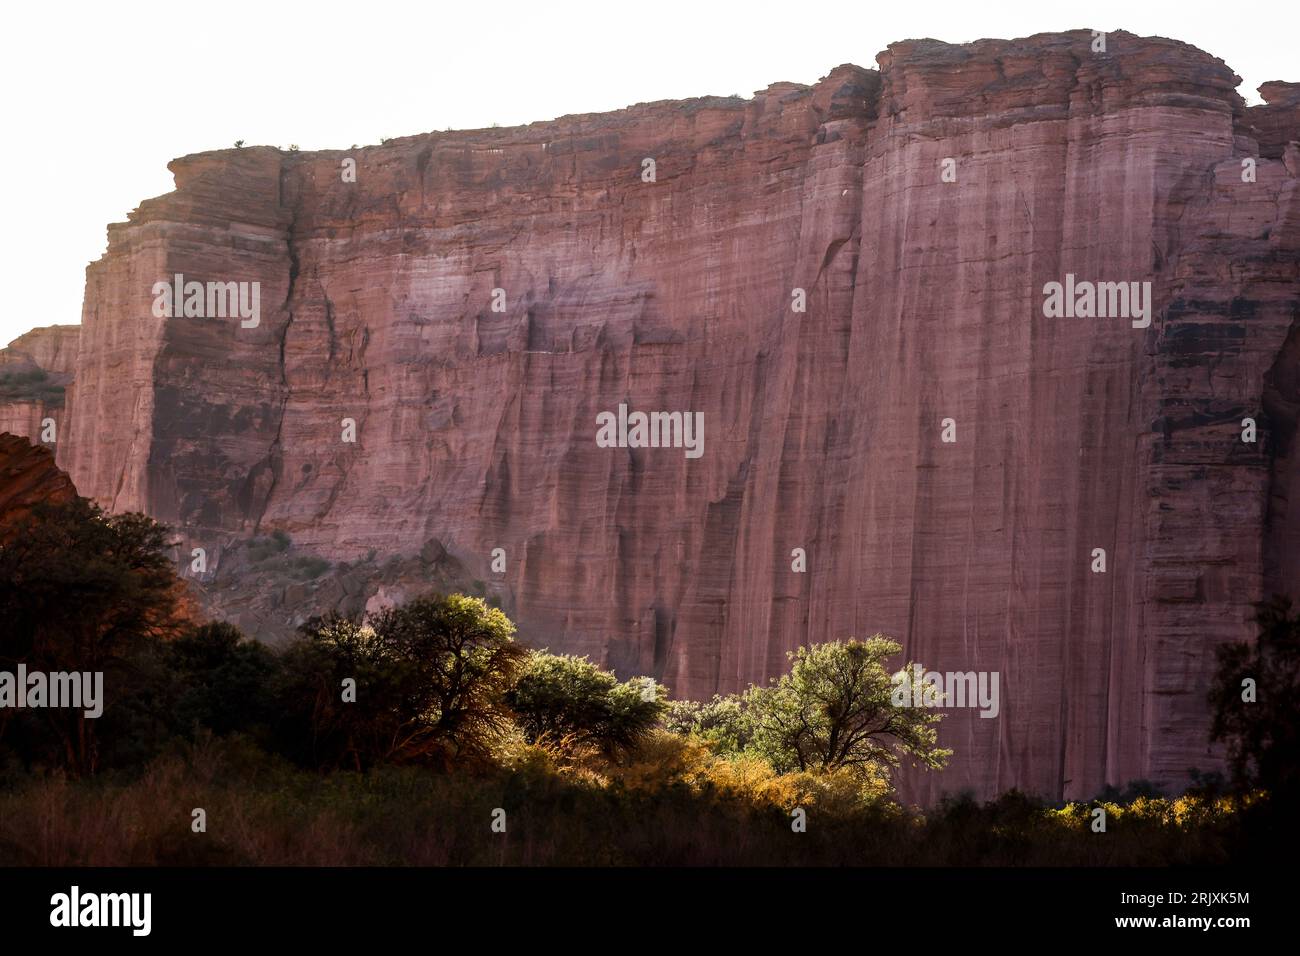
(7, 29, 1298, 802)
(0, 433, 77, 542)
(1, 325, 80, 375)
(0, 326, 77, 439)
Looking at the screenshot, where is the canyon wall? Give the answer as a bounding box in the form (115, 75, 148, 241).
(0, 325, 77, 438)
(0, 434, 76, 541)
(6, 30, 1299, 802)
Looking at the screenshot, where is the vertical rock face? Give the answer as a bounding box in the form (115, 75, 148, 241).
(9, 30, 1298, 801)
(61, 150, 294, 523)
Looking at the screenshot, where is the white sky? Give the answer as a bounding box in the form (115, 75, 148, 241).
(0, 0, 1293, 348)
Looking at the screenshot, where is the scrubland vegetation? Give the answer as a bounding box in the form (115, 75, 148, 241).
(0, 498, 1293, 865)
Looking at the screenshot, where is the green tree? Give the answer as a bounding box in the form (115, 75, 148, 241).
(167, 622, 280, 738)
(276, 594, 527, 769)
(272, 615, 412, 770)
(1210, 596, 1300, 798)
(0, 499, 192, 775)
(507, 651, 666, 757)
(745, 638, 950, 778)
(370, 594, 527, 763)
(92, 620, 282, 769)
(663, 693, 751, 755)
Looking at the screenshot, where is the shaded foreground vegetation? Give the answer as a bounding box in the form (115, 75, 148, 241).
(0, 735, 1254, 866)
(0, 498, 1295, 865)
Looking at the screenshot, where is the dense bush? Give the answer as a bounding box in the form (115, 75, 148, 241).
(506, 651, 666, 758)
(664, 640, 950, 780)
(1211, 596, 1300, 798)
(273, 596, 527, 770)
(0, 490, 1283, 865)
(664, 694, 751, 754)
(0, 500, 193, 776)
(1208, 595, 1300, 857)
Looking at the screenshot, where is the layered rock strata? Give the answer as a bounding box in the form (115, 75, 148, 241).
(4, 30, 1298, 801)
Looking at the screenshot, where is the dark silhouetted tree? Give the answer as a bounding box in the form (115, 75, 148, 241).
(1211, 596, 1300, 798)
(275, 594, 527, 770)
(0, 499, 193, 775)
